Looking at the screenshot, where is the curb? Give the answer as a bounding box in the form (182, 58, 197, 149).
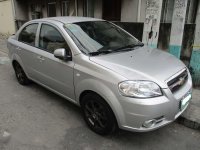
(177, 116, 200, 130)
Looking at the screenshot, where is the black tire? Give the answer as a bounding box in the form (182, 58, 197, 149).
(81, 93, 117, 135)
(13, 62, 30, 85)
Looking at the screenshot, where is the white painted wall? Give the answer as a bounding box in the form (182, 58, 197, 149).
(169, 0, 188, 46)
(142, 0, 163, 47)
(0, 0, 15, 34)
(140, 0, 148, 22)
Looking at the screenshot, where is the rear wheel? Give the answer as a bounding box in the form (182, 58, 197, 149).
(81, 93, 117, 135)
(13, 62, 30, 85)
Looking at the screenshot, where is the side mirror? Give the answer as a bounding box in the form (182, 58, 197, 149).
(54, 48, 72, 61)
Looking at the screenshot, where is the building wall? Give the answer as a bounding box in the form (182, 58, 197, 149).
(121, 0, 147, 22)
(94, 0, 102, 18)
(0, 0, 15, 35)
(121, 0, 139, 22)
(140, 0, 148, 22)
(14, 0, 28, 21)
(26, 0, 76, 21)
(77, 0, 84, 16)
(69, 0, 76, 16)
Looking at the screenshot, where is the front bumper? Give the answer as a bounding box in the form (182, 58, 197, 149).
(116, 72, 192, 132)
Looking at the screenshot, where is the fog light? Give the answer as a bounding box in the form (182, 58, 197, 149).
(143, 119, 156, 128)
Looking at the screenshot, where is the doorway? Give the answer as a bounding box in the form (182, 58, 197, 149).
(102, 0, 121, 21)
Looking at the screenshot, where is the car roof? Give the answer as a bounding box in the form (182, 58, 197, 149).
(33, 17, 103, 24)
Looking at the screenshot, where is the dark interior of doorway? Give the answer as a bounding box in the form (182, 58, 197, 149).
(103, 0, 121, 21)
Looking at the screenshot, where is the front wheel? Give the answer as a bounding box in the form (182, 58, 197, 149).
(81, 93, 117, 135)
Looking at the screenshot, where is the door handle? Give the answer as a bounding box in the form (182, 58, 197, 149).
(37, 56, 45, 61)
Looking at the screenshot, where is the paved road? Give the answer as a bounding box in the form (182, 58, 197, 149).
(0, 52, 200, 150)
(0, 39, 7, 54)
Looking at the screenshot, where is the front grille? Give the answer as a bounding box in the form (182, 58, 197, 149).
(167, 70, 188, 93)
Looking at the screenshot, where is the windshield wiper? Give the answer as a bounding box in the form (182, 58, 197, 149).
(89, 43, 144, 56)
(113, 43, 144, 51)
(89, 50, 113, 56)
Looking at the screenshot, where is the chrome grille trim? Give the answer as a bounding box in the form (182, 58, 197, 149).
(167, 69, 188, 93)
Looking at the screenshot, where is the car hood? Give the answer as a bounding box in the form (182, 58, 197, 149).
(89, 46, 186, 88)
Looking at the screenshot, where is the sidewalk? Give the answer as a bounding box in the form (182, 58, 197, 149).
(0, 39, 8, 54)
(178, 89, 200, 130)
(0, 38, 200, 130)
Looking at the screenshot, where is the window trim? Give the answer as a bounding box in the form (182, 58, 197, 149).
(37, 23, 72, 56)
(18, 23, 39, 47)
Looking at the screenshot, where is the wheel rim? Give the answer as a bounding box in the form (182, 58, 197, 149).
(15, 64, 25, 83)
(84, 100, 108, 130)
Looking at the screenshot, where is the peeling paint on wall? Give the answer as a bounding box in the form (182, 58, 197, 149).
(169, 0, 188, 58)
(142, 0, 163, 48)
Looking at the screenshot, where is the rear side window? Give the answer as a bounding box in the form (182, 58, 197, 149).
(18, 24, 38, 46)
(39, 24, 70, 54)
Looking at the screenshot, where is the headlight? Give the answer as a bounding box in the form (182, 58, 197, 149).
(118, 81, 162, 98)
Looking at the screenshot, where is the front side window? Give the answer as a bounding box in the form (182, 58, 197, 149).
(18, 23, 38, 46)
(39, 24, 70, 54)
(64, 21, 142, 55)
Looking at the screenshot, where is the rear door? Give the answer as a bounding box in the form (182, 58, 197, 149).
(17, 23, 39, 77)
(32, 23, 75, 100)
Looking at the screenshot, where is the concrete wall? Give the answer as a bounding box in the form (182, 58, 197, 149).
(14, 0, 28, 20)
(0, 0, 15, 35)
(140, 0, 148, 22)
(121, 0, 139, 22)
(27, 0, 77, 20)
(186, 0, 197, 23)
(189, 1, 200, 86)
(77, 0, 83, 16)
(157, 23, 171, 51)
(69, 0, 76, 16)
(161, 0, 174, 23)
(121, 0, 147, 22)
(94, 0, 102, 18)
(56, 0, 61, 16)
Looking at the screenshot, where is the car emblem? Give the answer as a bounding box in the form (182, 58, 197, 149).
(169, 76, 186, 90)
(177, 77, 185, 86)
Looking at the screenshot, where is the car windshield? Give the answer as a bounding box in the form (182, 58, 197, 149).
(64, 21, 143, 55)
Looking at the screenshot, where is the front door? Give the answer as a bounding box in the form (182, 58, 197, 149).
(33, 23, 75, 100)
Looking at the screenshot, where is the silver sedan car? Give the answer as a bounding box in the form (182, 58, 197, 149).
(7, 17, 192, 135)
